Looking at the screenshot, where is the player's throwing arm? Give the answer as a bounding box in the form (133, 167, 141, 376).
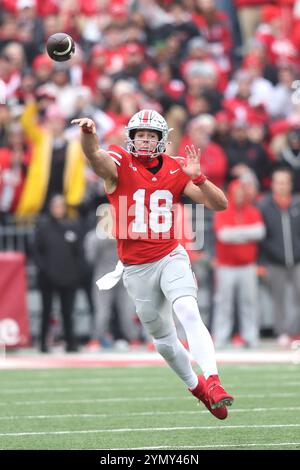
(71, 118, 118, 190)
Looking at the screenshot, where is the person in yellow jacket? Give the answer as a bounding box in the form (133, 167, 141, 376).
(16, 98, 86, 217)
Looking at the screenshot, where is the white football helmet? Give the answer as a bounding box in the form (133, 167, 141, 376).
(125, 109, 169, 158)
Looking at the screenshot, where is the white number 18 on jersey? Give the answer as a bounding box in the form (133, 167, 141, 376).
(132, 189, 173, 233)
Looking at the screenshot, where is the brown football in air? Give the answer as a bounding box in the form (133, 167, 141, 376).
(46, 33, 75, 62)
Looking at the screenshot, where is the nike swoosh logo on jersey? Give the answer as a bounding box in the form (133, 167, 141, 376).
(170, 169, 180, 174)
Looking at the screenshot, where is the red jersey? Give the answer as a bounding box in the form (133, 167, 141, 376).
(214, 180, 264, 266)
(106, 145, 190, 264)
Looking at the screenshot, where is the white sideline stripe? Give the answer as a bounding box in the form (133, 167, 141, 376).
(0, 351, 298, 369)
(1, 424, 300, 438)
(108, 151, 122, 159)
(1, 406, 300, 421)
(1, 381, 300, 394)
(110, 157, 121, 166)
(1, 360, 297, 372)
(111, 442, 300, 450)
(0, 392, 299, 406)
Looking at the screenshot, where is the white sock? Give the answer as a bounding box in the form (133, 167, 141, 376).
(173, 296, 218, 379)
(153, 330, 198, 389)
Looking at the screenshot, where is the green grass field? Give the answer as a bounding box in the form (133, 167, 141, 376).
(0, 364, 299, 450)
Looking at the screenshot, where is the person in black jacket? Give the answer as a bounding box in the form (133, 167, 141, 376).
(33, 195, 81, 352)
(258, 168, 300, 344)
(275, 128, 300, 194)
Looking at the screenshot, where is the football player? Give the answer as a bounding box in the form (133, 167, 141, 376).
(72, 109, 234, 419)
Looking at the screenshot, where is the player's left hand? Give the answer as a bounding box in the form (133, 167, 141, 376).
(179, 145, 201, 178)
(71, 117, 96, 134)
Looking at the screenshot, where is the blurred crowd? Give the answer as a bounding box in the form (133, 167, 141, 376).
(1, 0, 300, 352)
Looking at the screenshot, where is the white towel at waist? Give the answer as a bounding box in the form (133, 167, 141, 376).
(96, 260, 124, 290)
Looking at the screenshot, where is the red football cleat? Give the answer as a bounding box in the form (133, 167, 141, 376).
(189, 375, 228, 420)
(206, 375, 234, 409)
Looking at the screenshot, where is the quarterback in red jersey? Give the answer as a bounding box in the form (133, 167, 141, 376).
(72, 109, 234, 419)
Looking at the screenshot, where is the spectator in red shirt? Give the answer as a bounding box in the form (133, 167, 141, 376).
(213, 179, 266, 348)
(82, 45, 107, 94)
(192, 0, 233, 55)
(179, 114, 228, 188)
(179, 114, 228, 256)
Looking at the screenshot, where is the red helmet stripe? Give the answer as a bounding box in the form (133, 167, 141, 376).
(141, 110, 150, 123)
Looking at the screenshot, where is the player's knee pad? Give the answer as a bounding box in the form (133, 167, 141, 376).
(153, 332, 178, 361)
(154, 341, 176, 361)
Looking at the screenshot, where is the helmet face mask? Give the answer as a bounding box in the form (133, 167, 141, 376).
(125, 109, 169, 159)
